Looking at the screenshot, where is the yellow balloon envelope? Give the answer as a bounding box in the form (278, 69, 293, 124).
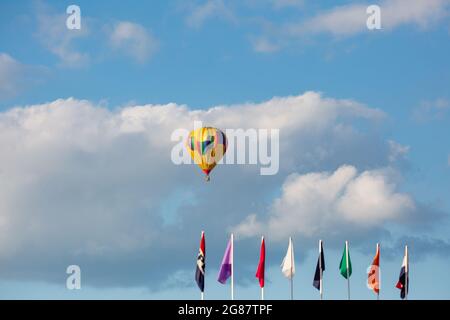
(186, 127, 227, 181)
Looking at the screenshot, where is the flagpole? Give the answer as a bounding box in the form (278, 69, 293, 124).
(231, 233, 234, 301)
(290, 276, 293, 301)
(319, 239, 323, 300)
(261, 236, 264, 301)
(201, 292, 204, 300)
(346, 240, 350, 300)
(377, 243, 380, 301)
(290, 237, 293, 300)
(405, 245, 408, 301)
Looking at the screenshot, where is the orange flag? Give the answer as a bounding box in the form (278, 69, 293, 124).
(368, 243, 380, 295)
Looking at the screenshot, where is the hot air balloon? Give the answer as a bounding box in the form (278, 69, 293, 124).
(186, 127, 227, 181)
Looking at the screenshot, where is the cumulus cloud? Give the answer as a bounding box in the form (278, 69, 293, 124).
(287, 0, 450, 37)
(109, 22, 159, 63)
(233, 165, 415, 240)
(0, 92, 438, 288)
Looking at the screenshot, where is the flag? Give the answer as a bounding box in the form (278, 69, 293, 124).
(339, 242, 352, 279)
(368, 243, 380, 295)
(313, 240, 325, 291)
(281, 237, 295, 279)
(255, 237, 265, 288)
(195, 231, 205, 292)
(217, 237, 232, 284)
(396, 248, 409, 299)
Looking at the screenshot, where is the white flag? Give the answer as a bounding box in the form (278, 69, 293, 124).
(281, 237, 295, 279)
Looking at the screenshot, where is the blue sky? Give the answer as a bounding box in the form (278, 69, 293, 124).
(0, 0, 449, 299)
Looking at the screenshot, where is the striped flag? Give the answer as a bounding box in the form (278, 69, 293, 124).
(313, 240, 325, 294)
(368, 243, 380, 295)
(396, 246, 409, 299)
(195, 231, 205, 293)
(217, 237, 233, 284)
(255, 237, 265, 288)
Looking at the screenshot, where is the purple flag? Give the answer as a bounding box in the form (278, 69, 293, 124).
(217, 238, 232, 284)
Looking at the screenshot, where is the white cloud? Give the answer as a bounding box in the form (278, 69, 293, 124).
(186, 0, 236, 28)
(233, 165, 415, 240)
(0, 53, 46, 100)
(0, 92, 429, 288)
(34, 3, 158, 66)
(381, 0, 449, 29)
(249, 0, 450, 54)
(287, 0, 450, 37)
(109, 22, 158, 63)
(295, 4, 369, 36)
(35, 7, 90, 67)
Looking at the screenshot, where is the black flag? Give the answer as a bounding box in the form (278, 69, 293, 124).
(313, 240, 325, 291)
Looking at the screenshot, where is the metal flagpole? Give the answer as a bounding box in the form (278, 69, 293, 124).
(346, 241, 350, 300)
(231, 233, 234, 301)
(290, 277, 293, 300)
(319, 240, 323, 300)
(405, 245, 408, 301)
(290, 237, 293, 300)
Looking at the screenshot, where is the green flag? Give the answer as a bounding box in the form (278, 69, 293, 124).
(339, 243, 352, 279)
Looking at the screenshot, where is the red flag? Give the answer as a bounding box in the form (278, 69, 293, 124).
(368, 243, 380, 294)
(255, 237, 265, 288)
(195, 231, 205, 292)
